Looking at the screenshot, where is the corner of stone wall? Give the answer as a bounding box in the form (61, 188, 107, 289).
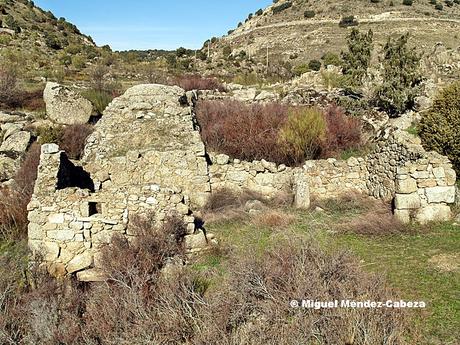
(393, 151, 456, 224)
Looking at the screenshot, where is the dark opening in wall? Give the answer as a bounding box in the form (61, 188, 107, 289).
(57, 153, 95, 191)
(88, 202, 101, 216)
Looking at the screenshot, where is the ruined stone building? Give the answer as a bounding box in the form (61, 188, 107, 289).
(27, 84, 457, 280)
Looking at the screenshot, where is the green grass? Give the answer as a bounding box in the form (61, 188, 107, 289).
(202, 208, 460, 345)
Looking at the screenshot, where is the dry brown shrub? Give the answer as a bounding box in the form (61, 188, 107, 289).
(251, 209, 296, 229)
(312, 191, 377, 214)
(0, 143, 41, 240)
(194, 239, 415, 344)
(171, 75, 226, 92)
(338, 204, 415, 236)
(196, 99, 291, 164)
(59, 124, 94, 160)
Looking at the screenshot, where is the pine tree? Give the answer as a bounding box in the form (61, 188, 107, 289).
(376, 33, 422, 116)
(341, 29, 373, 88)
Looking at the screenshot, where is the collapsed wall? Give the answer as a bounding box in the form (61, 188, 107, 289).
(82, 84, 211, 207)
(27, 84, 457, 279)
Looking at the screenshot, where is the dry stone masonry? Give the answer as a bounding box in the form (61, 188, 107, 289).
(28, 84, 457, 280)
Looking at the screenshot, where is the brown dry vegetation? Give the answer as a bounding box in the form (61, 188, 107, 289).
(0, 142, 41, 240)
(0, 231, 414, 345)
(196, 100, 362, 166)
(170, 75, 226, 92)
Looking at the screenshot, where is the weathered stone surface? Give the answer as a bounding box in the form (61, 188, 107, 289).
(294, 173, 310, 209)
(416, 205, 452, 224)
(66, 252, 93, 274)
(0, 131, 30, 152)
(396, 177, 417, 194)
(0, 155, 18, 181)
(425, 186, 456, 204)
(185, 230, 207, 251)
(76, 268, 107, 282)
(43, 82, 93, 125)
(394, 209, 411, 224)
(47, 229, 74, 241)
(41, 143, 60, 154)
(394, 193, 421, 209)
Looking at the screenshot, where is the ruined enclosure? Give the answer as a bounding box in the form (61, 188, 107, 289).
(28, 84, 457, 279)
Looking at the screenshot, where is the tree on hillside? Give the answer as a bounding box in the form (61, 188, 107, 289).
(375, 33, 422, 116)
(341, 29, 373, 88)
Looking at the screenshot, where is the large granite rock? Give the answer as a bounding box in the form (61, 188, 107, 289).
(43, 82, 93, 125)
(0, 131, 31, 152)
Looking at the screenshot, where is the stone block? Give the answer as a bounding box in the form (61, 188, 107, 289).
(396, 177, 417, 194)
(215, 154, 229, 165)
(77, 269, 107, 282)
(394, 209, 411, 224)
(445, 168, 456, 186)
(394, 193, 421, 209)
(425, 186, 456, 204)
(415, 205, 452, 224)
(432, 167, 445, 179)
(41, 143, 59, 154)
(294, 174, 310, 209)
(185, 230, 207, 250)
(43, 242, 60, 261)
(47, 229, 74, 241)
(66, 252, 93, 274)
(28, 223, 44, 240)
(48, 213, 65, 224)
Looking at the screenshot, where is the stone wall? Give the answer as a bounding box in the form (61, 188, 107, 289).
(27, 84, 457, 280)
(83, 84, 210, 207)
(394, 151, 456, 224)
(27, 144, 205, 279)
(208, 153, 297, 197)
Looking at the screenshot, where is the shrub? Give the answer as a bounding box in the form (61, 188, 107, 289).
(279, 107, 326, 163)
(308, 59, 321, 71)
(81, 89, 113, 115)
(339, 15, 359, 27)
(196, 100, 290, 164)
(0, 65, 18, 107)
(403, 0, 413, 5)
(256, 8, 263, 16)
(419, 82, 460, 174)
(196, 100, 363, 165)
(272, 1, 292, 14)
(293, 64, 310, 76)
(322, 105, 362, 157)
(321, 52, 342, 66)
(375, 33, 422, 116)
(36, 124, 93, 160)
(435, 3, 444, 9)
(341, 29, 373, 87)
(59, 124, 94, 160)
(304, 10, 316, 18)
(170, 75, 225, 92)
(0, 143, 41, 240)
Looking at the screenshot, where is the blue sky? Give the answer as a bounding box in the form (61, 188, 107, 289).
(34, 0, 272, 51)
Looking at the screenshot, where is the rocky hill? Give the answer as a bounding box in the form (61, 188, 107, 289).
(0, 0, 101, 79)
(218, 0, 460, 68)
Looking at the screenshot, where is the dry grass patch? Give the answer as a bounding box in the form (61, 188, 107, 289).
(251, 209, 296, 229)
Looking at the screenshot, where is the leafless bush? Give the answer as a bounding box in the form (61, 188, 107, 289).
(194, 239, 414, 344)
(59, 124, 94, 160)
(251, 209, 296, 229)
(0, 143, 41, 240)
(170, 75, 226, 92)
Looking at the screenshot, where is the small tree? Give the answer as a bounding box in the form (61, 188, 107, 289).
(419, 82, 460, 174)
(375, 33, 422, 116)
(341, 29, 373, 87)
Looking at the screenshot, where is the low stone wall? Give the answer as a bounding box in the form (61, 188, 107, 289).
(28, 144, 208, 279)
(208, 153, 297, 197)
(304, 157, 368, 198)
(394, 151, 456, 224)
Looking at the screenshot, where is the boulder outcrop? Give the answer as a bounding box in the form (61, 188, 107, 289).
(43, 82, 93, 125)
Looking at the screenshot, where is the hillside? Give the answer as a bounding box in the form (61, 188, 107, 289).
(218, 0, 460, 71)
(0, 0, 102, 80)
